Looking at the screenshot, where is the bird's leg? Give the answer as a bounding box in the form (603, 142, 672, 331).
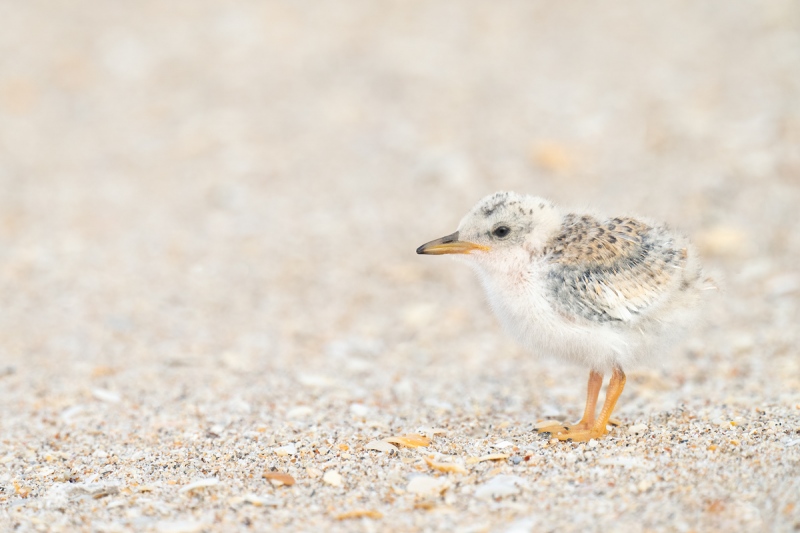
(577, 370, 604, 428)
(536, 370, 603, 435)
(546, 368, 626, 442)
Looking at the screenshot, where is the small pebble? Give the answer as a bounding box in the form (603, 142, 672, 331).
(349, 403, 369, 416)
(474, 475, 529, 500)
(364, 440, 397, 453)
(274, 444, 297, 456)
(322, 470, 343, 487)
(92, 389, 122, 403)
(628, 424, 648, 436)
(407, 475, 448, 496)
(179, 478, 220, 494)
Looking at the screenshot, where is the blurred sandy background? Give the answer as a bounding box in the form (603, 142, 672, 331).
(1, 2, 799, 532)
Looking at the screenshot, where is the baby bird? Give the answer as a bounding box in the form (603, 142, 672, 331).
(416, 191, 706, 441)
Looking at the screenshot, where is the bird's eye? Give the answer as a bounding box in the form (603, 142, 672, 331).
(492, 226, 511, 238)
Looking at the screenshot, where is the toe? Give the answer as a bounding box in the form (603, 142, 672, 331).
(535, 424, 568, 435)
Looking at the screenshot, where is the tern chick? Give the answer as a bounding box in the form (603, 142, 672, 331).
(417, 191, 707, 441)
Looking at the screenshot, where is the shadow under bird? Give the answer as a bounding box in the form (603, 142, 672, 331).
(417, 191, 708, 441)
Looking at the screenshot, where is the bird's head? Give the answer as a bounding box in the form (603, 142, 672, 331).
(416, 191, 561, 272)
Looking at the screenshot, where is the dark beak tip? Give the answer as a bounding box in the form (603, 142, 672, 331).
(416, 231, 458, 255)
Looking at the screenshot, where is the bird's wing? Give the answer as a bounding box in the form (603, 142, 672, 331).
(545, 214, 688, 323)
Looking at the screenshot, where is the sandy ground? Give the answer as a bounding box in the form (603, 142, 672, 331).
(1, 1, 799, 532)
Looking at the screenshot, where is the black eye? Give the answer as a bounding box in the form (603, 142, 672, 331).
(492, 226, 511, 238)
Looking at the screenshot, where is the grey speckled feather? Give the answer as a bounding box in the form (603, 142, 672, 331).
(544, 214, 698, 323)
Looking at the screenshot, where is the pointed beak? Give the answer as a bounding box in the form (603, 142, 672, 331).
(416, 231, 490, 255)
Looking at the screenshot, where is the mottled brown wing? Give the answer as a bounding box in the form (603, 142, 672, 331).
(545, 215, 687, 323)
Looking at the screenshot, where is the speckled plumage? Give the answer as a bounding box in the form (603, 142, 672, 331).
(545, 214, 698, 324)
(417, 191, 709, 441)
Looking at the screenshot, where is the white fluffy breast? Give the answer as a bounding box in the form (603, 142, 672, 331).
(471, 259, 639, 373)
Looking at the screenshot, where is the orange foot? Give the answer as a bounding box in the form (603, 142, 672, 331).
(536, 367, 627, 443)
(534, 421, 590, 436)
(544, 426, 609, 442)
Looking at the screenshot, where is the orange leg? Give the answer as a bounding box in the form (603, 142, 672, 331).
(542, 368, 626, 442)
(536, 370, 603, 434)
